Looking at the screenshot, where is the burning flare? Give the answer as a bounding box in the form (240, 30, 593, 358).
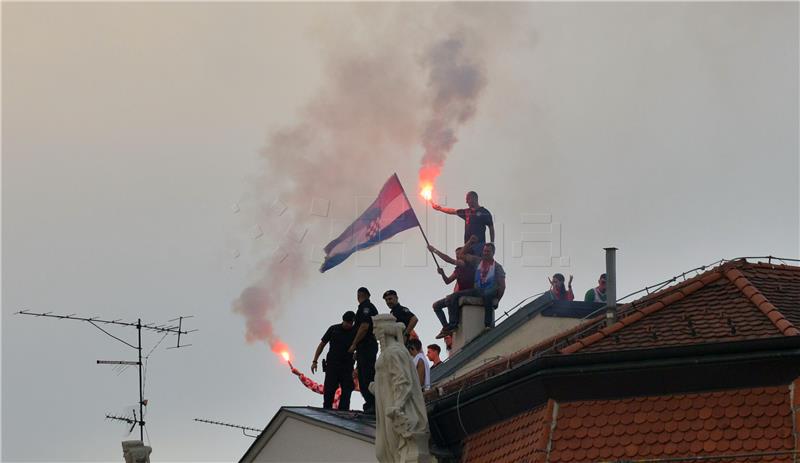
(420, 184, 433, 201)
(271, 341, 291, 363)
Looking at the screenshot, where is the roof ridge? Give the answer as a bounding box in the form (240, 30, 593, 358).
(559, 270, 724, 354)
(723, 267, 800, 336)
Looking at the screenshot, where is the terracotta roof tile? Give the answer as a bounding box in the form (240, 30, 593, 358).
(432, 260, 800, 399)
(464, 385, 795, 463)
(740, 263, 800, 327)
(460, 402, 549, 463)
(463, 386, 794, 463)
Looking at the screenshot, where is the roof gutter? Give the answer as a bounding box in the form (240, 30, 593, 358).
(429, 336, 800, 412)
(427, 336, 800, 455)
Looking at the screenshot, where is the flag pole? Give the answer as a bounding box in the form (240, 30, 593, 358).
(397, 175, 443, 272)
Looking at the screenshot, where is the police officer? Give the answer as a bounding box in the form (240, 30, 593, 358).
(382, 290, 418, 340)
(347, 287, 378, 414)
(311, 311, 357, 410)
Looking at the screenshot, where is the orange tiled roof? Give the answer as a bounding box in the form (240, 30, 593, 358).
(431, 260, 800, 398)
(462, 384, 797, 463)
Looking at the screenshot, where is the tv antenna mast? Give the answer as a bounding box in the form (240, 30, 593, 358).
(194, 418, 263, 438)
(16, 310, 196, 441)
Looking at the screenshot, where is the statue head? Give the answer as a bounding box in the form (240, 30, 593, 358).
(373, 314, 404, 346)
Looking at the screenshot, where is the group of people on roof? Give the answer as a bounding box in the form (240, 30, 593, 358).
(547, 272, 608, 304)
(294, 287, 443, 413)
(291, 190, 499, 413)
(294, 189, 609, 412)
(428, 191, 506, 339)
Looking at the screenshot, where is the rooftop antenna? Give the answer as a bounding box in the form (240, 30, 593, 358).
(194, 418, 263, 438)
(16, 309, 197, 441)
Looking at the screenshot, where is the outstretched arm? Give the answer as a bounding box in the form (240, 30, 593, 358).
(431, 202, 457, 215)
(428, 245, 462, 266)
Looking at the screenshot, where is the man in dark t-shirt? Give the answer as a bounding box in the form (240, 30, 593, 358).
(382, 290, 418, 340)
(432, 191, 494, 255)
(311, 311, 357, 410)
(347, 287, 379, 413)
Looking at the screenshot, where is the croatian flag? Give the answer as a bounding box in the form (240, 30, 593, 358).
(320, 174, 420, 272)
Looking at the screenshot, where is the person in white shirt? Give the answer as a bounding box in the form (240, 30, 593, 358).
(407, 338, 430, 391)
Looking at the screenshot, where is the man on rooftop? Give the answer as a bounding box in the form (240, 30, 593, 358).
(310, 310, 357, 410)
(584, 273, 608, 303)
(430, 242, 506, 331)
(382, 290, 418, 341)
(427, 344, 443, 368)
(428, 236, 478, 339)
(347, 287, 378, 414)
(431, 191, 494, 255)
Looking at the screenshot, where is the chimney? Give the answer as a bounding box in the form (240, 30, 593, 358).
(604, 247, 618, 326)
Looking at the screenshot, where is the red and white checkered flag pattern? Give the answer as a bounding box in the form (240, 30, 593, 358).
(366, 219, 381, 240)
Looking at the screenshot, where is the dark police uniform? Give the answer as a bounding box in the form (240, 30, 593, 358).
(355, 299, 379, 412)
(320, 323, 356, 410)
(390, 304, 416, 331)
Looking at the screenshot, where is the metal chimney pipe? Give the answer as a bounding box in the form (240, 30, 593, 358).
(604, 247, 618, 326)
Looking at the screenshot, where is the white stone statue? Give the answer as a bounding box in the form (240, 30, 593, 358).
(369, 315, 431, 463)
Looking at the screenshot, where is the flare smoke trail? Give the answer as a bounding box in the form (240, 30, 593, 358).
(418, 33, 488, 193)
(232, 5, 512, 351)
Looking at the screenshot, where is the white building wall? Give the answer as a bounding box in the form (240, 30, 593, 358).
(252, 416, 375, 463)
(446, 315, 583, 381)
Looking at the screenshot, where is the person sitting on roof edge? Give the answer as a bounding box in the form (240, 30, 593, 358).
(428, 236, 479, 339)
(549, 273, 574, 301)
(584, 273, 607, 303)
(436, 242, 506, 331)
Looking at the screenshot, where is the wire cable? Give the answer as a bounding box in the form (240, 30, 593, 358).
(88, 321, 137, 349)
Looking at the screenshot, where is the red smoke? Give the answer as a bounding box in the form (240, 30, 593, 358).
(271, 340, 291, 363)
(417, 35, 487, 204)
(418, 164, 439, 201)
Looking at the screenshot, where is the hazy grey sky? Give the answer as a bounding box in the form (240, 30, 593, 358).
(3, 2, 798, 461)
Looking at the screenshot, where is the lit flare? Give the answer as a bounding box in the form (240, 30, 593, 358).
(420, 185, 433, 201)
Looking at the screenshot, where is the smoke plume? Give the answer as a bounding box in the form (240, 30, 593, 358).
(232, 5, 510, 351)
(418, 32, 488, 192)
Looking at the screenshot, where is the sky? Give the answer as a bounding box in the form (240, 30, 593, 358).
(2, 2, 798, 462)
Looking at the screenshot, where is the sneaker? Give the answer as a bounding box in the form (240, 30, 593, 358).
(435, 328, 452, 339)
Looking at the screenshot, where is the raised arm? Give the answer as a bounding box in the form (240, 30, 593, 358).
(428, 245, 461, 266)
(431, 202, 457, 215)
